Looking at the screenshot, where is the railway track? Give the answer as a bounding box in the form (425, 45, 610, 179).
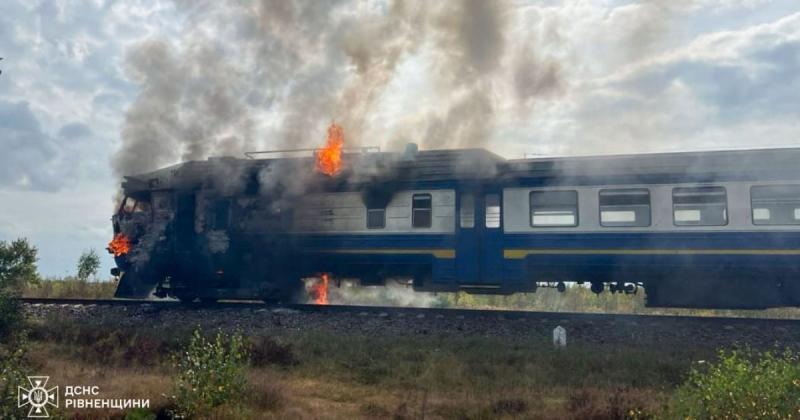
(18, 296, 800, 327)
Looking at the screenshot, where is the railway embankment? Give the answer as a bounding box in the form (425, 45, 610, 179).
(23, 301, 800, 350)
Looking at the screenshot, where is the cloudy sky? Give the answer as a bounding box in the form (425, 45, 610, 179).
(1, 0, 799, 276)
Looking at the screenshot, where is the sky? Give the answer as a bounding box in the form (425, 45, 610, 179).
(1, 0, 799, 276)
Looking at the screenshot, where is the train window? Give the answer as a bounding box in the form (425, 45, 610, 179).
(599, 189, 651, 227)
(672, 186, 727, 226)
(486, 194, 501, 228)
(412, 194, 432, 228)
(460, 194, 475, 228)
(530, 190, 578, 227)
(367, 208, 385, 229)
(751, 185, 800, 225)
(121, 197, 136, 213)
(212, 199, 230, 230)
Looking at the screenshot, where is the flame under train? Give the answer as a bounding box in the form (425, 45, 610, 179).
(110, 142, 800, 309)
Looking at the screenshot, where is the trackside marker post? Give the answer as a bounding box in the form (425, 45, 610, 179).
(553, 326, 566, 348)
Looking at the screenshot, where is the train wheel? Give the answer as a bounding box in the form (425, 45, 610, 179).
(590, 281, 604, 294)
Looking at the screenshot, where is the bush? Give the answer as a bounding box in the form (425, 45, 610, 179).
(0, 238, 36, 418)
(170, 329, 249, 418)
(0, 238, 38, 339)
(76, 249, 101, 281)
(671, 349, 800, 419)
(0, 334, 29, 419)
(248, 335, 298, 368)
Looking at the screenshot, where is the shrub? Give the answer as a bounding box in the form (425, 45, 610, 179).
(170, 329, 249, 418)
(248, 335, 298, 368)
(0, 238, 38, 339)
(124, 407, 157, 420)
(76, 249, 101, 281)
(671, 349, 800, 419)
(0, 334, 29, 419)
(0, 238, 36, 418)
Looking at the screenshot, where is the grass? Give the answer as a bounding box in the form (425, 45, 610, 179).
(23, 276, 117, 299)
(437, 286, 800, 319)
(21, 277, 800, 320)
(24, 315, 716, 419)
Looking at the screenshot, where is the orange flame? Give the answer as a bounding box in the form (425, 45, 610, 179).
(316, 122, 344, 176)
(108, 233, 131, 257)
(310, 274, 330, 305)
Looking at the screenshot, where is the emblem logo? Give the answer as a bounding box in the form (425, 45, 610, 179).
(18, 376, 59, 418)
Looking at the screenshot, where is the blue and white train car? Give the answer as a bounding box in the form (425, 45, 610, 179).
(288, 147, 800, 309)
(111, 145, 800, 309)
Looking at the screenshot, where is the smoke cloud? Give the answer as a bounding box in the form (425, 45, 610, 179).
(112, 0, 565, 177)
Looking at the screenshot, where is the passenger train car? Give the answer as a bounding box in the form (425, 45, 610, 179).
(109, 146, 800, 309)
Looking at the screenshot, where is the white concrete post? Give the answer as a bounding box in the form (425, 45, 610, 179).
(553, 325, 566, 349)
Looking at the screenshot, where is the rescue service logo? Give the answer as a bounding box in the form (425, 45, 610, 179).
(16, 376, 150, 417)
(17, 376, 59, 418)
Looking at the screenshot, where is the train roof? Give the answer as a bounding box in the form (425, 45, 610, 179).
(505, 146, 800, 179)
(122, 146, 800, 194)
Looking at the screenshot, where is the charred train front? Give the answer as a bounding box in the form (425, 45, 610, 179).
(109, 147, 800, 309)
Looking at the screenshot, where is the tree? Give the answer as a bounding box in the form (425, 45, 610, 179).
(0, 238, 38, 339)
(76, 248, 101, 281)
(0, 238, 38, 292)
(0, 238, 36, 418)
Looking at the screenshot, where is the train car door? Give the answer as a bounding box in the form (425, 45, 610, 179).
(456, 189, 504, 287)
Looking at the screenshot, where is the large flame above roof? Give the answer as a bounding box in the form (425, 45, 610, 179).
(316, 122, 344, 176)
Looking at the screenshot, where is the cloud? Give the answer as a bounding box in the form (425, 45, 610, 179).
(58, 122, 92, 139)
(0, 100, 64, 190)
(503, 7, 800, 157)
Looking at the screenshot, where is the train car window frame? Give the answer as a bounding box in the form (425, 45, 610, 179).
(529, 190, 579, 227)
(672, 186, 728, 226)
(412, 193, 432, 228)
(485, 194, 501, 228)
(460, 193, 475, 228)
(599, 188, 651, 227)
(750, 184, 800, 226)
(366, 207, 386, 229)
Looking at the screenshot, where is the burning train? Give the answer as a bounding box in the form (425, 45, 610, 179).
(109, 125, 800, 309)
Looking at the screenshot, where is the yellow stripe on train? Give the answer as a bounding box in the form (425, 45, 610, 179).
(503, 249, 800, 259)
(320, 249, 457, 259)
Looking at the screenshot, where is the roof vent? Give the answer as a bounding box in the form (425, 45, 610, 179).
(402, 143, 418, 161)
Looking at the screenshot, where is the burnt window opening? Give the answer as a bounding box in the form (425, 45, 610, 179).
(119, 197, 151, 215)
(485, 194, 501, 228)
(245, 170, 260, 195)
(673, 186, 727, 226)
(412, 194, 432, 228)
(751, 185, 800, 225)
(213, 199, 231, 230)
(460, 194, 475, 228)
(530, 190, 579, 227)
(133, 200, 151, 213)
(121, 197, 136, 213)
(599, 188, 651, 227)
(367, 207, 386, 229)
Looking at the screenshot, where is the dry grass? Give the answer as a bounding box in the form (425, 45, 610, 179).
(19, 318, 692, 419)
(23, 277, 117, 299)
